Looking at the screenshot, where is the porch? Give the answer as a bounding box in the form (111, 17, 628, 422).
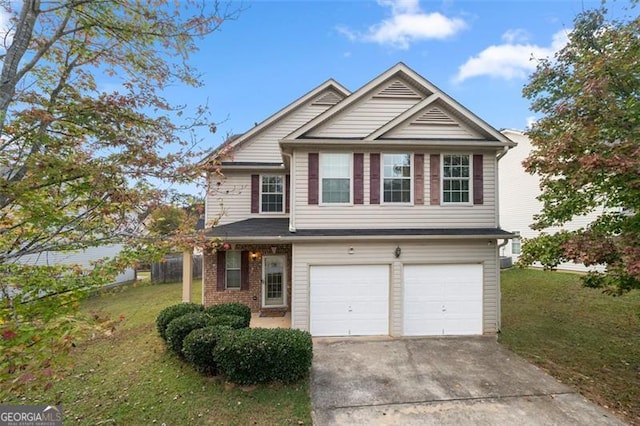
(250, 312, 291, 329)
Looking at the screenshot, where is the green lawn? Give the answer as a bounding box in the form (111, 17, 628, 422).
(499, 268, 640, 424)
(3, 280, 311, 425)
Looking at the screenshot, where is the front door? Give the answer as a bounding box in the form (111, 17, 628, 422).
(262, 255, 286, 307)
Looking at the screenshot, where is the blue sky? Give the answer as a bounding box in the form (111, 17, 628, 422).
(178, 0, 615, 150)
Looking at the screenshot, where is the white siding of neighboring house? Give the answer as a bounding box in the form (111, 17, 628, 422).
(17, 244, 136, 284)
(291, 240, 499, 335)
(292, 149, 497, 229)
(231, 103, 333, 163)
(499, 129, 605, 273)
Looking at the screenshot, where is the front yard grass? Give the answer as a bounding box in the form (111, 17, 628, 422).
(3, 280, 311, 425)
(499, 268, 640, 424)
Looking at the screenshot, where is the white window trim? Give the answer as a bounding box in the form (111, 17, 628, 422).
(259, 174, 285, 214)
(319, 152, 353, 206)
(441, 153, 473, 206)
(511, 232, 522, 256)
(225, 250, 241, 290)
(381, 152, 414, 205)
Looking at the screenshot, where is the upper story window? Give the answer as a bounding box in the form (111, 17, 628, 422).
(261, 175, 284, 213)
(442, 154, 470, 204)
(225, 251, 241, 289)
(320, 153, 351, 204)
(383, 153, 411, 203)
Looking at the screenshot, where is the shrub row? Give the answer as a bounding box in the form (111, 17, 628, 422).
(156, 303, 313, 384)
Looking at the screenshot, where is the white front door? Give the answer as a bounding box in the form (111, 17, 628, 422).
(262, 255, 286, 307)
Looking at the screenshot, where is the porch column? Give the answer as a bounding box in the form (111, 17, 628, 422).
(182, 249, 193, 303)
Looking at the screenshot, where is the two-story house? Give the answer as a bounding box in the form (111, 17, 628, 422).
(201, 63, 515, 337)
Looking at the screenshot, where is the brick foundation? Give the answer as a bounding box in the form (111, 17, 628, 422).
(203, 244, 292, 313)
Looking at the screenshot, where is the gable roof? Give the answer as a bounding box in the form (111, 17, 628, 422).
(283, 62, 515, 147)
(202, 79, 351, 164)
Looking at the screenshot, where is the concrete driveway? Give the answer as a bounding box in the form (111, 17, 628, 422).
(311, 337, 625, 425)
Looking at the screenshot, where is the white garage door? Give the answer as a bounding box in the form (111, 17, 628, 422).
(404, 264, 483, 336)
(310, 265, 389, 336)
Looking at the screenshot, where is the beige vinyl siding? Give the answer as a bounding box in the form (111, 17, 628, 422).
(291, 240, 499, 335)
(308, 98, 421, 138)
(382, 122, 480, 139)
(293, 150, 497, 229)
(231, 103, 331, 163)
(206, 172, 289, 226)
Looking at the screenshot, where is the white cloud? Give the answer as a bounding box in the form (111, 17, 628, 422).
(0, 6, 14, 52)
(502, 28, 529, 44)
(338, 0, 467, 50)
(454, 29, 570, 83)
(526, 116, 537, 129)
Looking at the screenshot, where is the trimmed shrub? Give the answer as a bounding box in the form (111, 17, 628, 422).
(182, 325, 232, 375)
(214, 328, 313, 385)
(165, 312, 211, 355)
(156, 303, 203, 341)
(204, 303, 251, 328)
(207, 314, 247, 330)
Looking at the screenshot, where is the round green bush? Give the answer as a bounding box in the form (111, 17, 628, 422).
(204, 303, 251, 328)
(165, 312, 210, 355)
(207, 314, 247, 329)
(214, 328, 313, 385)
(182, 325, 232, 375)
(156, 303, 203, 341)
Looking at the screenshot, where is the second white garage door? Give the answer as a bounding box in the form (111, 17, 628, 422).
(404, 264, 483, 336)
(310, 265, 389, 336)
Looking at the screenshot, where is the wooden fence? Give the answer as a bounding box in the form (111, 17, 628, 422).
(151, 253, 202, 283)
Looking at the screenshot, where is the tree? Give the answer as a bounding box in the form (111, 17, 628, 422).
(0, 0, 235, 390)
(519, 2, 640, 293)
(147, 201, 203, 237)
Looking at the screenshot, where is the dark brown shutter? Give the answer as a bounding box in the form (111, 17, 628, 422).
(251, 174, 259, 213)
(285, 174, 290, 213)
(430, 154, 440, 205)
(240, 251, 250, 290)
(308, 153, 319, 205)
(216, 251, 226, 291)
(370, 153, 380, 204)
(354, 153, 364, 204)
(473, 154, 484, 205)
(414, 153, 424, 205)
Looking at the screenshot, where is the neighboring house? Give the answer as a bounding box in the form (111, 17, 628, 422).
(18, 244, 136, 285)
(201, 63, 515, 337)
(499, 129, 605, 273)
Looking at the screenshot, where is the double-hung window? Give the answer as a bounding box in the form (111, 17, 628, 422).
(320, 153, 351, 204)
(261, 175, 284, 213)
(511, 232, 522, 255)
(443, 154, 470, 203)
(383, 153, 411, 203)
(225, 251, 241, 289)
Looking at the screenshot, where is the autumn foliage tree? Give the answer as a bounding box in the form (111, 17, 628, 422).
(0, 0, 235, 389)
(519, 2, 640, 293)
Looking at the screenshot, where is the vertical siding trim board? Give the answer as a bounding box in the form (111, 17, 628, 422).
(354, 153, 364, 204)
(473, 154, 483, 205)
(216, 251, 226, 291)
(414, 153, 424, 205)
(308, 153, 319, 205)
(430, 154, 440, 205)
(370, 153, 380, 204)
(285, 174, 291, 213)
(251, 175, 259, 213)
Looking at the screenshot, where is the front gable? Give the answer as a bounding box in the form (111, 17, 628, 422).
(284, 63, 514, 149)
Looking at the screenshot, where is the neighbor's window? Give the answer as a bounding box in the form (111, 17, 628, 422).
(443, 154, 470, 203)
(261, 175, 284, 213)
(321, 153, 351, 203)
(225, 251, 241, 289)
(383, 153, 411, 203)
(512, 232, 522, 255)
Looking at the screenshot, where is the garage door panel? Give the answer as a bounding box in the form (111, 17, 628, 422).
(404, 264, 483, 336)
(310, 265, 389, 336)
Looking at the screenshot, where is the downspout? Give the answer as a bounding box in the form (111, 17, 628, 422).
(283, 152, 296, 232)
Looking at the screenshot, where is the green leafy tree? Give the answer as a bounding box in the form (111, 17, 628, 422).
(520, 2, 640, 293)
(147, 201, 202, 237)
(0, 0, 235, 391)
